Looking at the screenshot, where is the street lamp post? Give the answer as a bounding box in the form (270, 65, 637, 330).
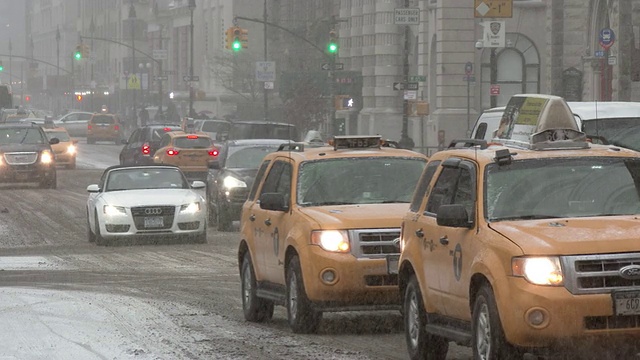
(188, 0, 196, 118)
(56, 26, 60, 114)
(90, 16, 95, 111)
(139, 62, 151, 106)
(129, 1, 137, 128)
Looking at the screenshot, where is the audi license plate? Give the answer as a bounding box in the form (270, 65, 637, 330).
(613, 290, 640, 316)
(144, 216, 164, 228)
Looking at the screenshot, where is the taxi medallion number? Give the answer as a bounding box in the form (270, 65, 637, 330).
(144, 216, 164, 228)
(613, 290, 640, 315)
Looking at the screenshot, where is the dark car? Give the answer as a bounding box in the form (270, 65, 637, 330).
(228, 120, 299, 141)
(0, 123, 59, 188)
(206, 139, 286, 231)
(119, 124, 182, 165)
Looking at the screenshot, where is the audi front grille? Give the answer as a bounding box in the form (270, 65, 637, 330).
(131, 206, 175, 230)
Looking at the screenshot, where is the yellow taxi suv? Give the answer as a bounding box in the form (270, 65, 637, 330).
(43, 127, 77, 169)
(153, 131, 219, 181)
(398, 94, 640, 360)
(86, 113, 123, 144)
(238, 135, 427, 333)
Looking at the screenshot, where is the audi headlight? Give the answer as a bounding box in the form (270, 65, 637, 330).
(512, 256, 564, 286)
(311, 230, 350, 253)
(40, 150, 53, 164)
(180, 202, 201, 214)
(67, 144, 76, 154)
(103, 205, 126, 216)
(223, 176, 247, 189)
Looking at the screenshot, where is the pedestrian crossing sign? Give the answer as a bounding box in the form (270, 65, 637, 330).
(128, 74, 141, 90)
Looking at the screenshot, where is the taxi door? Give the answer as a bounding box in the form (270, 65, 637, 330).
(427, 159, 478, 319)
(253, 159, 293, 284)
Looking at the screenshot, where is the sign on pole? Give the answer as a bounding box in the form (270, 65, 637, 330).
(152, 49, 168, 60)
(599, 28, 615, 50)
(409, 75, 426, 82)
(127, 74, 141, 90)
(474, 0, 513, 18)
(394, 8, 420, 25)
(483, 20, 506, 48)
(256, 61, 276, 82)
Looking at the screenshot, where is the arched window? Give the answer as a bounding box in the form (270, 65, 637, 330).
(481, 33, 540, 109)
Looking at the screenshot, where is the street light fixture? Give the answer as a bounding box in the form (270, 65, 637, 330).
(188, 0, 196, 118)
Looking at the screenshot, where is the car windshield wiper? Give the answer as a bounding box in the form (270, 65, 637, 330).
(302, 201, 357, 206)
(493, 214, 561, 221)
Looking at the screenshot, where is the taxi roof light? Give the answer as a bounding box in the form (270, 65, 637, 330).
(332, 135, 382, 150)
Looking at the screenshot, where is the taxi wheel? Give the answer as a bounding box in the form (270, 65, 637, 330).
(241, 254, 274, 322)
(404, 275, 449, 360)
(286, 255, 322, 334)
(94, 210, 107, 246)
(472, 284, 524, 360)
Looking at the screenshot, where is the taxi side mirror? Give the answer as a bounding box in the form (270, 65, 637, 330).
(121, 139, 128, 144)
(259, 192, 288, 212)
(49, 138, 60, 145)
(436, 204, 473, 228)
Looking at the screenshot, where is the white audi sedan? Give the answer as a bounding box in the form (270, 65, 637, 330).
(86, 165, 207, 245)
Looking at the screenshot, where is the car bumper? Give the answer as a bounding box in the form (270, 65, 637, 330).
(98, 208, 206, 238)
(0, 163, 55, 183)
(498, 277, 640, 347)
(299, 244, 399, 308)
(54, 153, 76, 165)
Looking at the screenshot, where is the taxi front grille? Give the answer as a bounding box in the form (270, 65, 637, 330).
(562, 253, 640, 295)
(350, 228, 400, 259)
(4, 152, 38, 165)
(585, 315, 640, 330)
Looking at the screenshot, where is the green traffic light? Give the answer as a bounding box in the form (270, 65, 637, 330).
(0, 66, 4, 72)
(232, 39, 242, 51)
(74, 51, 82, 60)
(327, 42, 338, 53)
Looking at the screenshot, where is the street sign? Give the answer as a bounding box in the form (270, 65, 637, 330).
(183, 75, 199, 82)
(127, 74, 141, 90)
(608, 56, 617, 65)
(595, 50, 606, 58)
(394, 82, 418, 90)
(394, 8, 420, 25)
(463, 76, 476, 82)
(264, 81, 274, 89)
(404, 90, 417, 100)
(152, 49, 168, 60)
(465, 62, 473, 75)
(154, 76, 168, 81)
(256, 61, 276, 82)
(474, 0, 513, 18)
(393, 82, 404, 90)
(321, 63, 344, 71)
(407, 82, 419, 91)
(409, 75, 426, 82)
(599, 28, 615, 50)
(490, 84, 500, 95)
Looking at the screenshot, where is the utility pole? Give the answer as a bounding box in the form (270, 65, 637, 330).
(398, 0, 415, 150)
(188, 0, 196, 118)
(56, 26, 60, 113)
(90, 16, 95, 111)
(263, 0, 268, 121)
(129, 1, 137, 127)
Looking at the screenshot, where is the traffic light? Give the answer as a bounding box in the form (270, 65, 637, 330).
(240, 28, 248, 49)
(76, 94, 83, 102)
(24, 95, 30, 102)
(327, 30, 338, 54)
(74, 44, 82, 60)
(0, 61, 4, 72)
(224, 27, 233, 49)
(82, 44, 90, 61)
(231, 27, 242, 52)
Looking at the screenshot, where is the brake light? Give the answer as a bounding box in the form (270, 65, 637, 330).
(209, 149, 219, 157)
(163, 127, 172, 132)
(142, 143, 151, 155)
(114, 125, 120, 131)
(186, 135, 198, 139)
(87, 124, 92, 130)
(166, 148, 179, 156)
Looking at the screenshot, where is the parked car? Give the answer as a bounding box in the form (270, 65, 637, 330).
(206, 139, 285, 231)
(86, 165, 207, 246)
(55, 111, 94, 137)
(0, 122, 58, 188)
(229, 120, 299, 141)
(87, 113, 124, 144)
(119, 124, 182, 165)
(567, 101, 640, 150)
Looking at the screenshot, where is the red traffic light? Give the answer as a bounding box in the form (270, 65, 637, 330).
(25, 95, 31, 102)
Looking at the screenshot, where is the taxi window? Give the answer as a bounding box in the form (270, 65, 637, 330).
(173, 136, 212, 148)
(452, 166, 475, 221)
(92, 115, 114, 124)
(260, 161, 289, 195)
(409, 160, 441, 213)
(485, 157, 640, 221)
(248, 160, 271, 201)
(425, 167, 459, 214)
(297, 157, 426, 206)
(45, 131, 70, 141)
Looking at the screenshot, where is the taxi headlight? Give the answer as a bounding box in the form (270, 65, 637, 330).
(103, 205, 126, 216)
(223, 176, 247, 189)
(67, 144, 76, 154)
(512, 256, 564, 286)
(180, 202, 201, 214)
(311, 230, 350, 253)
(40, 150, 53, 164)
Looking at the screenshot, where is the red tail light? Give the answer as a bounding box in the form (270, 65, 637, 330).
(166, 148, 179, 156)
(114, 125, 120, 131)
(163, 127, 172, 132)
(87, 124, 92, 130)
(142, 143, 151, 155)
(186, 135, 198, 139)
(208, 149, 219, 157)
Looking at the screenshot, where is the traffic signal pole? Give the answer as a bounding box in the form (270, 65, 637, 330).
(399, 0, 415, 150)
(263, 0, 268, 121)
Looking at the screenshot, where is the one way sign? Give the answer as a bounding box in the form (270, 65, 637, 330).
(393, 82, 404, 90)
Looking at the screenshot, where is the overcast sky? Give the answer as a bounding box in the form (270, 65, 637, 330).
(0, 1, 26, 55)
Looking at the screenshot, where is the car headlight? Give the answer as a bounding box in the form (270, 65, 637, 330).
(512, 256, 564, 286)
(311, 230, 350, 253)
(103, 205, 126, 216)
(40, 150, 53, 164)
(180, 202, 201, 214)
(67, 144, 76, 154)
(223, 176, 247, 189)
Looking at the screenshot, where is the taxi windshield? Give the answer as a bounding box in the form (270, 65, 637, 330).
(45, 131, 70, 141)
(173, 136, 212, 149)
(0, 128, 46, 144)
(297, 157, 426, 206)
(105, 168, 188, 192)
(485, 157, 640, 221)
(225, 145, 280, 169)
